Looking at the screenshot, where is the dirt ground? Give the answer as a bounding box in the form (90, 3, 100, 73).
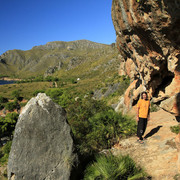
(113, 109, 179, 180)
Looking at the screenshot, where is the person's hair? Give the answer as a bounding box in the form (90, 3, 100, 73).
(141, 91, 148, 100)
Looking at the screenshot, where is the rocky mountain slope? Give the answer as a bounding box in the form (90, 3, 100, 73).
(0, 40, 116, 78)
(112, 0, 180, 115)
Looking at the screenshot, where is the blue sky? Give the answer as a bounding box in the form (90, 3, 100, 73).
(0, 0, 116, 55)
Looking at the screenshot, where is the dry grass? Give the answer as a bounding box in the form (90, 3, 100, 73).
(0, 82, 50, 99)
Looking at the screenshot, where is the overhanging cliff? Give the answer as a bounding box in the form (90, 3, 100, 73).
(112, 0, 180, 115)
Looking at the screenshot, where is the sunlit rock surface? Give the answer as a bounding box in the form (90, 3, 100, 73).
(112, 0, 180, 114)
(8, 93, 77, 180)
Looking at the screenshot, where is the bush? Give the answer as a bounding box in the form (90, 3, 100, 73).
(33, 90, 45, 96)
(45, 88, 72, 108)
(11, 90, 20, 99)
(67, 97, 136, 155)
(57, 91, 72, 108)
(170, 125, 180, 134)
(45, 76, 53, 82)
(44, 76, 59, 82)
(0, 104, 4, 110)
(0, 141, 12, 165)
(0, 96, 8, 103)
(5, 101, 18, 111)
(34, 75, 44, 82)
(86, 110, 136, 152)
(84, 153, 146, 180)
(45, 88, 64, 102)
(67, 97, 111, 154)
(71, 78, 77, 84)
(20, 102, 27, 108)
(0, 112, 19, 137)
(54, 77, 59, 81)
(1, 141, 12, 155)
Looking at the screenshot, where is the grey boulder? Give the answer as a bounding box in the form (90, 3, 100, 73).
(8, 93, 77, 180)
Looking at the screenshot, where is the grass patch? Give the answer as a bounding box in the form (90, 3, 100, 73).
(84, 153, 147, 180)
(170, 125, 180, 134)
(0, 82, 50, 99)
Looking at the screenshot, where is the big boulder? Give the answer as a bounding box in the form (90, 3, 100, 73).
(8, 93, 77, 180)
(112, 0, 180, 113)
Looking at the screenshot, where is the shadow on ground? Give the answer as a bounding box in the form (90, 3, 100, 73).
(144, 125, 163, 139)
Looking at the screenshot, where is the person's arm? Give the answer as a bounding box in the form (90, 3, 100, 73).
(137, 100, 140, 122)
(147, 101, 150, 121)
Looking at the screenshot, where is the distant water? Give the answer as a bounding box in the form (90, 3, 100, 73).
(0, 80, 15, 85)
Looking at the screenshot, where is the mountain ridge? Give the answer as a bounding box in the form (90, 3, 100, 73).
(0, 40, 116, 78)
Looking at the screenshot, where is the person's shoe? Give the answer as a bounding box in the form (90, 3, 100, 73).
(139, 140, 144, 144)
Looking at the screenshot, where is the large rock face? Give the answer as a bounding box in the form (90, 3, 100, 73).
(112, 0, 180, 115)
(8, 93, 77, 180)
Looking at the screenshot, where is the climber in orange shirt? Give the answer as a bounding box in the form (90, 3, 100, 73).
(136, 91, 150, 144)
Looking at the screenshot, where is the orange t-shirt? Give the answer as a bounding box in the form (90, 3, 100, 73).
(137, 99, 150, 118)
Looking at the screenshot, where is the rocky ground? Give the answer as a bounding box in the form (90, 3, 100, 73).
(113, 109, 179, 180)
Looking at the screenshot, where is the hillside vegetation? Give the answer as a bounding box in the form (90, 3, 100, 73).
(0, 40, 117, 78)
(0, 40, 144, 179)
(0, 40, 122, 102)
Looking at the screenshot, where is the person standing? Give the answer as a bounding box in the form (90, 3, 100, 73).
(137, 91, 150, 144)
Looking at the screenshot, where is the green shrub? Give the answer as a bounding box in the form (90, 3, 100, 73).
(0, 112, 19, 137)
(0, 96, 8, 103)
(170, 125, 180, 134)
(84, 153, 146, 180)
(0, 141, 12, 165)
(67, 97, 111, 154)
(54, 77, 59, 81)
(44, 76, 59, 82)
(0, 104, 4, 110)
(37, 88, 136, 156)
(11, 90, 20, 99)
(20, 102, 27, 108)
(67, 97, 136, 155)
(45, 88, 64, 102)
(45, 76, 53, 82)
(33, 90, 45, 96)
(45, 88, 72, 108)
(88, 91, 94, 95)
(57, 91, 72, 108)
(34, 75, 44, 82)
(5, 101, 18, 112)
(71, 78, 77, 84)
(86, 110, 136, 153)
(1, 141, 12, 155)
